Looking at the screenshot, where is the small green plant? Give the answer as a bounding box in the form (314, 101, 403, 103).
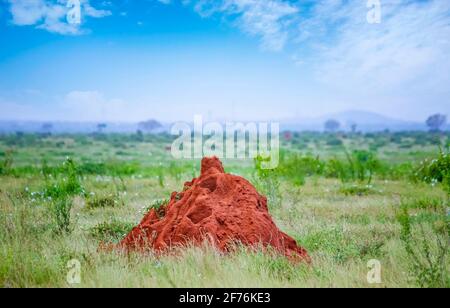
(145, 198, 169, 218)
(147, 198, 169, 210)
(0, 149, 14, 176)
(43, 158, 84, 200)
(41, 158, 84, 234)
(339, 184, 375, 196)
(254, 156, 282, 210)
(89, 219, 134, 243)
(397, 200, 449, 288)
(41, 159, 53, 180)
(443, 171, 450, 195)
(157, 167, 165, 188)
(87, 195, 118, 209)
(50, 197, 73, 234)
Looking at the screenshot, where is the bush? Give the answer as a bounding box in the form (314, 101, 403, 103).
(348, 150, 380, 184)
(325, 150, 380, 184)
(414, 148, 450, 193)
(278, 154, 325, 187)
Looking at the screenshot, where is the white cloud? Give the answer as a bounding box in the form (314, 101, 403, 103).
(295, 0, 450, 93)
(217, 0, 300, 51)
(159, 0, 299, 51)
(154, 0, 450, 94)
(84, 2, 111, 18)
(7, 0, 112, 35)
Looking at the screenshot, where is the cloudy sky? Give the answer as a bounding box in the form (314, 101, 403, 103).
(0, 0, 449, 122)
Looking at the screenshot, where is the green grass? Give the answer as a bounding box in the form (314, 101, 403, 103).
(0, 132, 449, 288)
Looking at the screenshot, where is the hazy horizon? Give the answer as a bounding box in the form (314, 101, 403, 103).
(0, 109, 442, 125)
(1, 1, 449, 123)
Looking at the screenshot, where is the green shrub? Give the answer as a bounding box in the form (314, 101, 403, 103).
(324, 150, 380, 184)
(347, 150, 380, 184)
(278, 154, 324, 187)
(325, 158, 348, 182)
(414, 148, 450, 193)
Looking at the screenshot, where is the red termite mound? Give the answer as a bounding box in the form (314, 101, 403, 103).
(119, 157, 310, 262)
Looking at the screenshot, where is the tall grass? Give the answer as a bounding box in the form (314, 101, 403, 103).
(397, 198, 449, 287)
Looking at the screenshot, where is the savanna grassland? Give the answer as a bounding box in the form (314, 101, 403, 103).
(0, 131, 449, 288)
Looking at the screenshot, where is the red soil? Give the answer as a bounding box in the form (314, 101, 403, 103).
(119, 157, 310, 262)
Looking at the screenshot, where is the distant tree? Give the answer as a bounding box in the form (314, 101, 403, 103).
(41, 122, 53, 134)
(350, 123, 358, 134)
(97, 123, 107, 133)
(135, 130, 144, 142)
(426, 114, 446, 132)
(324, 119, 341, 132)
(138, 119, 162, 133)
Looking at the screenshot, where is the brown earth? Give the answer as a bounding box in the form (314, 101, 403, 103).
(119, 157, 310, 262)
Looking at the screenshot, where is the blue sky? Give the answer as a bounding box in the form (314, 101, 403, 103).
(0, 0, 449, 122)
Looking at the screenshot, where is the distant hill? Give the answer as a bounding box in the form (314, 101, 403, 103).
(281, 110, 436, 132)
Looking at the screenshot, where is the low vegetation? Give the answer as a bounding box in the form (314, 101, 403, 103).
(0, 131, 448, 287)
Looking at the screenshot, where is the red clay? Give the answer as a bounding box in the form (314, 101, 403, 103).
(120, 157, 310, 262)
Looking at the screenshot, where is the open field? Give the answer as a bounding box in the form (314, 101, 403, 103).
(0, 131, 449, 288)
